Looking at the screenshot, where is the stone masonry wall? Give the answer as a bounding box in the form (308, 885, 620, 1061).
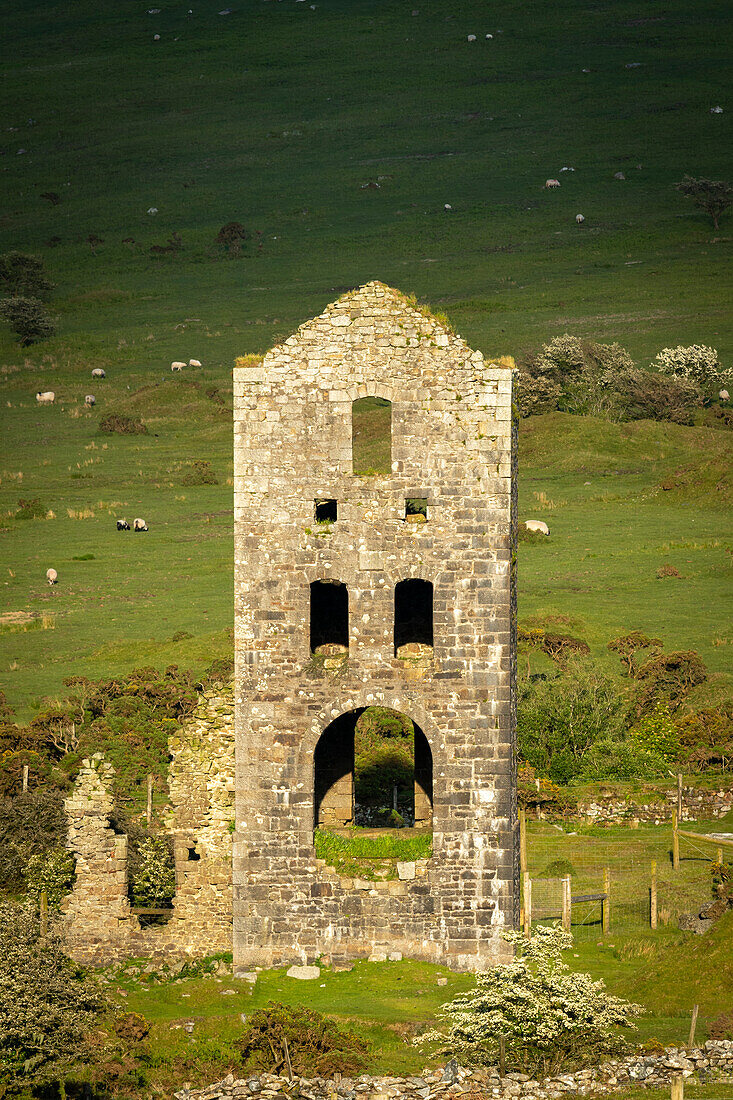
(62, 684, 234, 964)
(233, 281, 519, 972)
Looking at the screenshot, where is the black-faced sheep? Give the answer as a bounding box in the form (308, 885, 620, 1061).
(46, 568, 58, 585)
(116, 519, 130, 531)
(36, 391, 55, 404)
(133, 518, 148, 532)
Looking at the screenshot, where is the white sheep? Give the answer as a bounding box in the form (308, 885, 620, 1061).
(576, 214, 585, 224)
(91, 368, 106, 379)
(46, 568, 58, 585)
(85, 394, 96, 406)
(133, 517, 148, 532)
(36, 391, 55, 404)
(613, 171, 626, 180)
(171, 361, 185, 371)
(188, 359, 201, 368)
(544, 178, 560, 189)
(524, 520, 550, 536)
(720, 389, 730, 402)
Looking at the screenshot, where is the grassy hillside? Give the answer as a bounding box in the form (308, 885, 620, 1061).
(0, 0, 731, 716)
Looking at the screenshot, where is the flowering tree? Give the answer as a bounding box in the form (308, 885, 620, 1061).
(653, 345, 730, 387)
(418, 925, 642, 1076)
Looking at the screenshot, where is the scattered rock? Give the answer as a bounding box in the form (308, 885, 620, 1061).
(286, 965, 320, 980)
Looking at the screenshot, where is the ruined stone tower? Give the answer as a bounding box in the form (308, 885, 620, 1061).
(233, 281, 517, 972)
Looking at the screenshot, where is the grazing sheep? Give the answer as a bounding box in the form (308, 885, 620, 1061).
(720, 389, 730, 402)
(116, 519, 130, 531)
(544, 178, 560, 189)
(576, 214, 585, 224)
(171, 361, 186, 371)
(467, 34, 476, 41)
(91, 368, 106, 379)
(46, 568, 58, 585)
(36, 391, 55, 404)
(524, 519, 550, 536)
(613, 171, 626, 180)
(133, 517, 148, 532)
(189, 359, 201, 368)
(84, 394, 96, 407)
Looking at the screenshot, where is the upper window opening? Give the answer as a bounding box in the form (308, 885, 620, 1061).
(310, 579, 349, 653)
(314, 498, 337, 523)
(394, 579, 433, 657)
(405, 497, 428, 523)
(352, 396, 391, 475)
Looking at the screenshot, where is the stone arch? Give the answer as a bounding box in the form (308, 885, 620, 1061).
(312, 705, 434, 832)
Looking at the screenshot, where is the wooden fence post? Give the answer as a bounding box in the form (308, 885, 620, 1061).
(602, 867, 610, 934)
(650, 860, 658, 930)
(562, 875, 571, 932)
(718, 847, 723, 865)
(146, 773, 153, 824)
(672, 810, 680, 871)
(499, 1035, 506, 1077)
(670, 1076, 684, 1100)
(689, 1004, 699, 1048)
(519, 808, 527, 874)
(39, 890, 48, 938)
(523, 872, 532, 938)
(677, 773, 683, 821)
(22, 764, 29, 793)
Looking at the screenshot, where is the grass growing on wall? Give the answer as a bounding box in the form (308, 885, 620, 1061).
(315, 827, 433, 878)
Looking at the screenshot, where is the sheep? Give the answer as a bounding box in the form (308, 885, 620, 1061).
(613, 171, 626, 180)
(171, 361, 186, 371)
(46, 568, 58, 585)
(91, 368, 106, 379)
(188, 359, 201, 368)
(524, 519, 550, 536)
(544, 178, 560, 189)
(133, 517, 148, 532)
(576, 214, 585, 224)
(720, 389, 730, 402)
(84, 394, 96, 407)
(116, 519, 130, 531)
(36, 391, 55, 404)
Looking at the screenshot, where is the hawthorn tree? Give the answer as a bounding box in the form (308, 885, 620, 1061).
(675, 176, 732, 230)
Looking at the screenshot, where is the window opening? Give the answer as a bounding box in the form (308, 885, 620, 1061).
(310, 579, 349, 653)
(352, 396, 391, 475)
(405, 497, 428, 523)
(314, 498, 337, 523)
(187, 847, 200, 862)
(394, 578, 433, 657)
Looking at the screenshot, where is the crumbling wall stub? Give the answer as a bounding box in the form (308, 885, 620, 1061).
(233, 280, 518, 972)
(62, 685, 235, 965)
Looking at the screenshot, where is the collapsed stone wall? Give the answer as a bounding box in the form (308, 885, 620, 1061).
(575, 785, 733, 825)
(62, 683, 234, 964)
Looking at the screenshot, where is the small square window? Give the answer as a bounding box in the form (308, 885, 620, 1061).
(187, 846, 200, 862)
(315, 499, 337, 522)
(405, 497, 428, 523)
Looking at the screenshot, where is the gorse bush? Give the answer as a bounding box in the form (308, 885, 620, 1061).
(418, 925, 642, 1076)
(181, 459, 219, 485)
(98, 412, 148, 435)
(0, 789, 67, 894)
(238, 1002, 369, 1076)
(129, 835, 175, 908)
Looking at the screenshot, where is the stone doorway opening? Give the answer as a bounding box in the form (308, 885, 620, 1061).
(313, 706, 433, 832)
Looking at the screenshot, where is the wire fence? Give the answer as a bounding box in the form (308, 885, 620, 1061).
(522, 817, 732, 941)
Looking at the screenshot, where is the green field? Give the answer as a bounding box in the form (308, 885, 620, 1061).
(1, 0, 732, 714)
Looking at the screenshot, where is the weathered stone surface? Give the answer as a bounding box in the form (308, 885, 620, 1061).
(286, 965, 321, 980)
(233, 282, 519, 972)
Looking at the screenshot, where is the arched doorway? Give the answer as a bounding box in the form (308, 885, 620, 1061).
(313, 707, 433, 832)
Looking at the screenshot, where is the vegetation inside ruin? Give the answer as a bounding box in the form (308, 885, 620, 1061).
(314, 828, 433, 879)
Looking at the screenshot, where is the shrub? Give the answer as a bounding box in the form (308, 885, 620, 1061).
(608, 631, 663, 676)
(676, 706, 733, 772)
(0, 251, 53, 300)
(515, 364, 562, 417)
(611, 366, 702, 424)
(181, 459, 219, 485)
(0, 296, 55, 345)
(628, 703, 681, 763)
(216, 222, 250, 255)
(0, 789, 67, 894)
(25, 846, 76, 909)
(14, 497, 47, 520)
(418, 925, 641, 1076)
(581, 736, 671, 781)
(675, 176, 732, 231)
(98, 413, 148, 435)
(517, 765, 576, 817)
(656, 563, 682, 578)
(518, 626, 589, 662)
(128, 835, 175, 908)
(517, 523, 549, 543)
(709, 1013, 733, 1041)
(633, 649, 707, 714)
(653, 344, 729, 387)
(518, 657, 628, 782)
(238, 1002, 369, 1076)
(0, 902, 106, 1092)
